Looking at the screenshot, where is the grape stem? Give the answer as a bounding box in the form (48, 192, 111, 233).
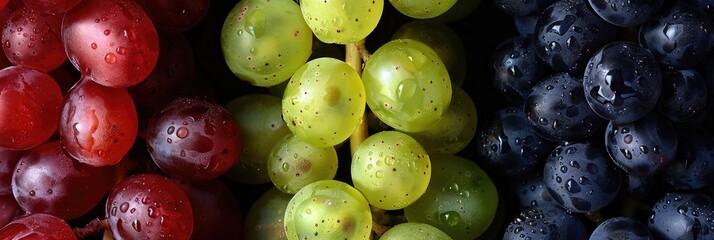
(346, 39, 370, 156)
(72, 218, 108, 239)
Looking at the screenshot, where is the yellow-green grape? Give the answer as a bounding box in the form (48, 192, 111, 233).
(221, 0, 312, 87)
(391, 19, 467, 86)
(244, 187, 292, 240)
(351, 131, 431, 210)
(282, 57, 366, 147)
(362, 39, 452, 132)
(267, 134, 339, 194)
(284, 180, 372, 240)
(388, 0, 457, 19)
(433, 0, 483, 23)
(379, 222, 453, 240)
(224, 94, 292, 184)
(404, 155, 498, 239)
(300, 0, 384, 44)
(406, 85, 477, 155)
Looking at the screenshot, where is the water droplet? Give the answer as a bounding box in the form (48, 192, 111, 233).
(110, 206, 117, 216)
(104, 29, 111, 35)
(132, 219, 142, 232)
(439, 211, 461, 226)
(396, 79, 417, 100)
(148, 206, 160, 218)
(375, 170, 384, 178)
(116, 47, 126, 55)
(91, 42, 97, 50)
(623, 134, 633, 144)
(244, 9, 266, 38)
(28, 190, 35, 196)
(176, 127, 189, 139)
(282, 162, 290, 172)
(105, 53, 117, 64)
(167, 126, 175, 135)
(366, 164, 373, 170)
(120, 202, 129, 212)
(565, 179, 581, 193)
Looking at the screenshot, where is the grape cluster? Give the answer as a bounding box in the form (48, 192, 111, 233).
(0, 0, 712, 239)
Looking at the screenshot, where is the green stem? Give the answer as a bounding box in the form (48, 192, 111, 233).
(346, 39, 368, 156)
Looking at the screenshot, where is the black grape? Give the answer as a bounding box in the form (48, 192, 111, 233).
(662, 126, 714, 190)
(589, 216, 653, 240)
(510, 172, 556, 210)
(648, 191, 714, 240)
(588, 0, 664, 27)
(502, 205, 588, 240)
(491, 35, 550, 106)
(656, 69, 708, 123)
(605, 112, 678, 176)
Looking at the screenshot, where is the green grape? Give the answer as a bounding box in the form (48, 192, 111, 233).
(391, 19, 467, 86)
(351, 131, 431, 210)
(406, 85, 477, 155)
(267, 134, 339, 194)
(284, 180, 372, 240)
(362, 39, 452, 132)
(282, 57, 366, 147)
(404, 154, 498, 240)
(379, 222, 453, 240)
(221, 0, 312, 87)
(244, 187, 292, 240)
(300, 0, 384, 44)
(433, 0, 483, 23)
(224, 94, 292, 184)
(388, 0, 457, 19)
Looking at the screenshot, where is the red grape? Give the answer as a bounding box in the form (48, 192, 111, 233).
(0, 213, 77, 240)
(128, 31, 195, 110)
(2, 6, 66, 72)
(0, 148, 23, 195)
(62, 0, 159, 88)
(0, 194, 20, 227)
(146, 97, 241, 181)
(135, 0, 210, 33)
(22, 0, 82, 14)
(12, 141, 115, 220)
(59, 77, 138, 167)
(174, 179, 244, 240)
(106, 173, 194, 240)
(0, 65, 63, 150)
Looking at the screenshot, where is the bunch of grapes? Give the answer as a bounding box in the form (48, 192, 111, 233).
(0, 0, 713, 239)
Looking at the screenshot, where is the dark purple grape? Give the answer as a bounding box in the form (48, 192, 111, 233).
(662, 126, 714, 190)
(174, 179, 244, 240)
(605, 112, 677, 176)
(590, 216, 653, 240)
(543, 141, 622, 213)
(0, 148, 23, 195)
(502, 205, 588, 240)
(655, 69, 708, 123)
(534, 0, 617, 74)
(0, 213, 77, 240)
(514, 15, 539, 36)
(477, 107, 556, 177)
(583, 41, 662, 124)
(525, 72, 606, 142)
(491, 35, 550, 105)
(648, 191, 714, 240)
(510, 173, 556, 210)
(639, 2, 714, 68)
(0, 194, 20, 227)
(493, 0, 556, 17)
(588, 0, 664, 27)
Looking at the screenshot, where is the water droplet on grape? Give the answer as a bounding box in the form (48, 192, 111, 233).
(396, 79, 417, 100)
(91, 42, 97, 50)
(244, 9, 266, 38)
(120, 202, 129, 212)
(104, 29, 111, 35)
(116, 47, 126, 55)
(105, 53, 117, 64)
(439, 211, 461, 226)
(148, 206, 160, 218)
(132, 219, 142, 232)
(176, 127, 189, 139)
(282, 162, 290, 172)
(375, 170, 384, 178)
(29, 190, 35, 196)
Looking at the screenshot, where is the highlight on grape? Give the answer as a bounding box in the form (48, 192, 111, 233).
(1, 0, 713, 239)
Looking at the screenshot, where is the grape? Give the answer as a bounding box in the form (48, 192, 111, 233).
(0, 213, 77, 240)
(12, 141, 114, 220)
(379, 222, 453, 240)
(655, 69, 708, 123)
(588, 0, 664, 27)
(362, 39, 452, 132)
(524, 72, 606, 142)
(534, 0, 617, 74)
(639, 1, 714, 68)
(2, 6, 66, 72)
(106, 173, 194, 240)
(62, 0, 159, 88)
(502, 206, 588, 240)
(282, 57, 366, 147)
(284, 180, 372, 240)
(490, 35, 550, 105)
(244, 187, 291, 240)
(128, 32, 195, 110)
(583, 41, 662, 124)
(605, 112, 678, 176)
(543, 141, 622, 213)
(22, 0, 82, 14)
(0, 65, 63, 150)
(174, 179, 244, 240)
(268, 134, 338, 194)
(648, 191, 714, 240)
(477, 107, 556, 177)
(0, 194, 19, 228)
(406, 85, 477, 155)
(135, 0, 210, 33)
(590, 216, 653, 240)
(221, 0, 312, 87)
(351, 131, 431, 210)
(145, 97, 242, 181)
(432, 0, 482, 23)
(59, 77, 138, 167)
(492, 0, 555, 17)
(662, 126, 714, 190)
(404, 154, 498, 239)
(300, 0, 383, 44)
(388, 0, 456, 19)
(391, 19, 467, 86)
(0, 148, 23, 195)
(510, 173, 556, 210)
(224, 94, 291, 184)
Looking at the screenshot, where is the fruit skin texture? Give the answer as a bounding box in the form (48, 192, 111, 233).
(648, 191, 714, 240)
(0, 65, 63, 150)
(105, 173, 194, 240)
(0, 213, 78, 240)
(300, 0, 383, 44)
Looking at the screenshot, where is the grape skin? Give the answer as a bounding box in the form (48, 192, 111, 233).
(300, 0, 384, 44)
(267, 134, 338, 194)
